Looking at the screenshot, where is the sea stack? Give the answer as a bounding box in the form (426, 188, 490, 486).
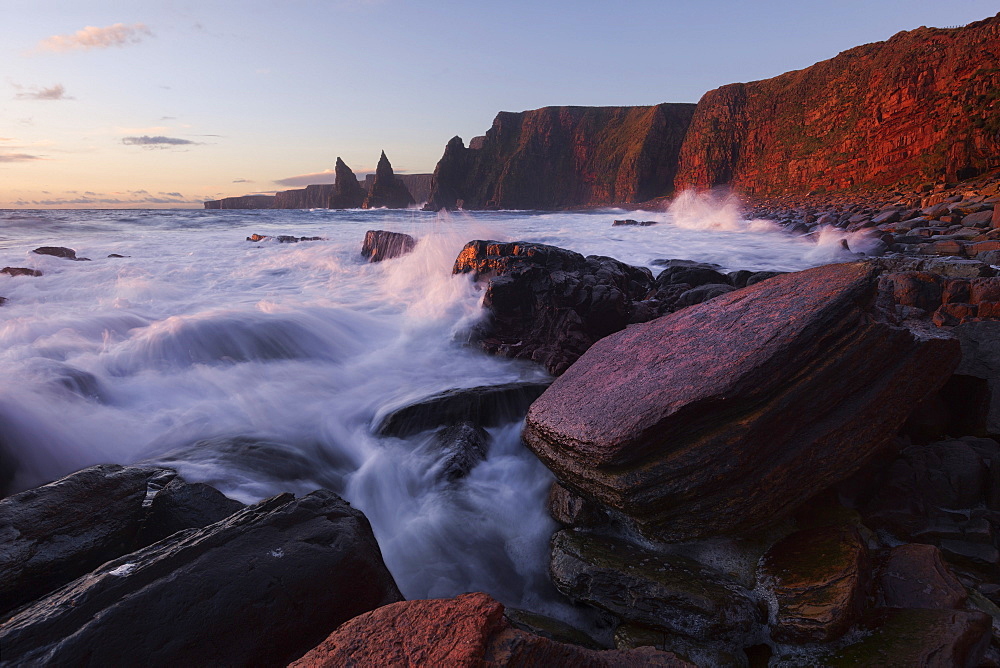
(329, 157, 366, 209)
(362, 151, 415, 209)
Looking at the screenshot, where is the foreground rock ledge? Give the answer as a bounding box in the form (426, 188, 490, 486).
(523, 262, 960, 541)
(290, 592, 691, 667)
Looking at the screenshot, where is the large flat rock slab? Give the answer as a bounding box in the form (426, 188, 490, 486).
(523, 262, 960, 541)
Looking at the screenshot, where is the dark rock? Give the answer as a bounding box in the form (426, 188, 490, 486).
(373, 380, 550, 438)
(827, 608, 991, 667)
(548, 482, 608, 528)
(246, 234, 322, 243)
(0, 490, 403, 667)
(964, 210, 995, 227)
(452, 240, 659, 375)
(729, 270, 754, 288)
(0, 464, 240, 618)
(107, 254, 126, 258)
(878, 543, 967, 610)
(360, 230, 416, 263)
(879, 271, 944, 311)
(614, 624, 750, 667)
(424, 104, 696, 210)
(655, 265, 730, 288)
(675, 283, 735, 307)
(993, 204, 1000, 229)
(503, 607, 604, 650)
(288, 592, 689, 667)
(329, 157, 366, 209)
(612, 219, 658, 226)
(432, 422, 490, 482)
(869, 255, 996, 278)
(549, 530, 762, 643)
(1, 267, 41, 277)
(757, 525, 870, 643)
(32, 247, 89, 261)
(273, 184, 336, 209)
(954, 321, 1000, 435)
(361, 151, 415, 209)
(204, 194, 276, 209)
(523, 262, 960, 541)
(744, 270, 785, 286)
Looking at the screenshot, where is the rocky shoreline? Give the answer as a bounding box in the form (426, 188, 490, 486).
(3, 216, 1000, 666)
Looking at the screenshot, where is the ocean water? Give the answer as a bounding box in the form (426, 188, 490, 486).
(0, 197, 873, 619)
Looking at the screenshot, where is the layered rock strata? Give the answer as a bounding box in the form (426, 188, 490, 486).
(522, 262, 960, 542)
(675, 14, 1000, 195)
(362, 151, 415, 209)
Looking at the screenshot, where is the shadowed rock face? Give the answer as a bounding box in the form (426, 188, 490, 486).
(0, 490, 402, 667)
(425, 104, 696, 210)
(362, 151, 415, 209)
(289, 592, 692, 667)
(675, 14, 1000, 195)
(329, 157, 366, 209)
(523, 262, 961, 542)
(360, 230, 416, 263)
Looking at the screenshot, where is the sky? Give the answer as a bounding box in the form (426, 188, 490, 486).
(1, 1, 998, 209)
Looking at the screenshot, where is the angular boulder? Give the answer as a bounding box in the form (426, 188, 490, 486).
(453, 240, 661, 374)
(757, 525, 870, 643)
(1, 267, 42, 277)
(0, 464, 240, 618)
(954, 321, 1000, 436)
(329, 157, 366, 209)
(32, 246, 87, 261)
(0, 490, 402, 666)
(289, 592, 690, 667)
(549, 530, 761, 643)
(360, 230, 416, 263)
(523, 262, 960, 541)
(432, 422, 490, 482)
(361, 151, 415, 209)
(878, 543, 967, 610)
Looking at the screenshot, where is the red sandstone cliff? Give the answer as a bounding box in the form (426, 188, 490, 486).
(675, 14, 1000, 196)
(425, 104, 696, 210)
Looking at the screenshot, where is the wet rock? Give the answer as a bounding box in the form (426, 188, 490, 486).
(432, 422, 490, 482)
(32, 246, 90, 261)
(0, 490, 402, 667)
(360, 229, 416, 262)
(523, 262, 959, 541)
(548, 481, 608, 528)
(246, 233, 322, 243)
(614, 624, 750, 667)
(0, 464, 240, 618)
(549, 530, 762, 643)
(107, 253, 126, 258)
(879, 271, 944, 311)
(361, 151, 415, 209)
(655, 264, 729, 288)
(954, 321, 1000, 435)
(744, 270, 785, 286)
(827, 608, 991, 667)
(870, 255, 996, 278)
(612, 219, 658, 226)
(373, 380, 550, 438)
(1, 267, 42, 277)
(878, 543, 967, 610)
(674, 283, 735, 307)
(453, 240, 659, 375)
(329, 157, 366, 209)
(503, 607, 604, 650)
(289, 591, 690, 667)
(757, 525, 870, 643)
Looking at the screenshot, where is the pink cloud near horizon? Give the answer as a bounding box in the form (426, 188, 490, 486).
(37, 23, 152, 52)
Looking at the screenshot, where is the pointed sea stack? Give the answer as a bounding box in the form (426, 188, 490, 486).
(329, 157, 366, 209)
(362, 151, 415, 209)
(424, 136, 473, 211)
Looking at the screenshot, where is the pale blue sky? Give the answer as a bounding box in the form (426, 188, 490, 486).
(2, 1, 997, 207)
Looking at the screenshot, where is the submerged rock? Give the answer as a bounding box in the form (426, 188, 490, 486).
(0, 464, 241, 619)
(549, 530, 762, 643)
(612, 219, 658, 226)
(0, 490, 402, 667)
(433, 422, 490, 482)
(373, 380, 550, 438)
(360, 230, 416, 262)
(246, 233, 322, 243)
(523, 262, 960, 542)
(288, 592, 689, 667)
(361, 151, 415, 210)
(1, 267, 42, 277)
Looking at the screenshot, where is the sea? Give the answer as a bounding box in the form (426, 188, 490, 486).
(0, 192, 879, 622)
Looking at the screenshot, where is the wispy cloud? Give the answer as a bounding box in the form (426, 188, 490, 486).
(30, 192, 194, 206)
(274, 169, 339, 187)
(37, 23, 152, 53)
(232, 178, 253, 183)
(15, 83, 72, 100)
(122, 135, 197, 148)
(0, 153, 43, 163)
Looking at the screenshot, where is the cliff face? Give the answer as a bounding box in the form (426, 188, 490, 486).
(362, 173, 432, 205)
(273, 184, 335, 209)
(675, 14, 1000, 195)
(425, 104, 697, 210)
(204, 195, 276, 209)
